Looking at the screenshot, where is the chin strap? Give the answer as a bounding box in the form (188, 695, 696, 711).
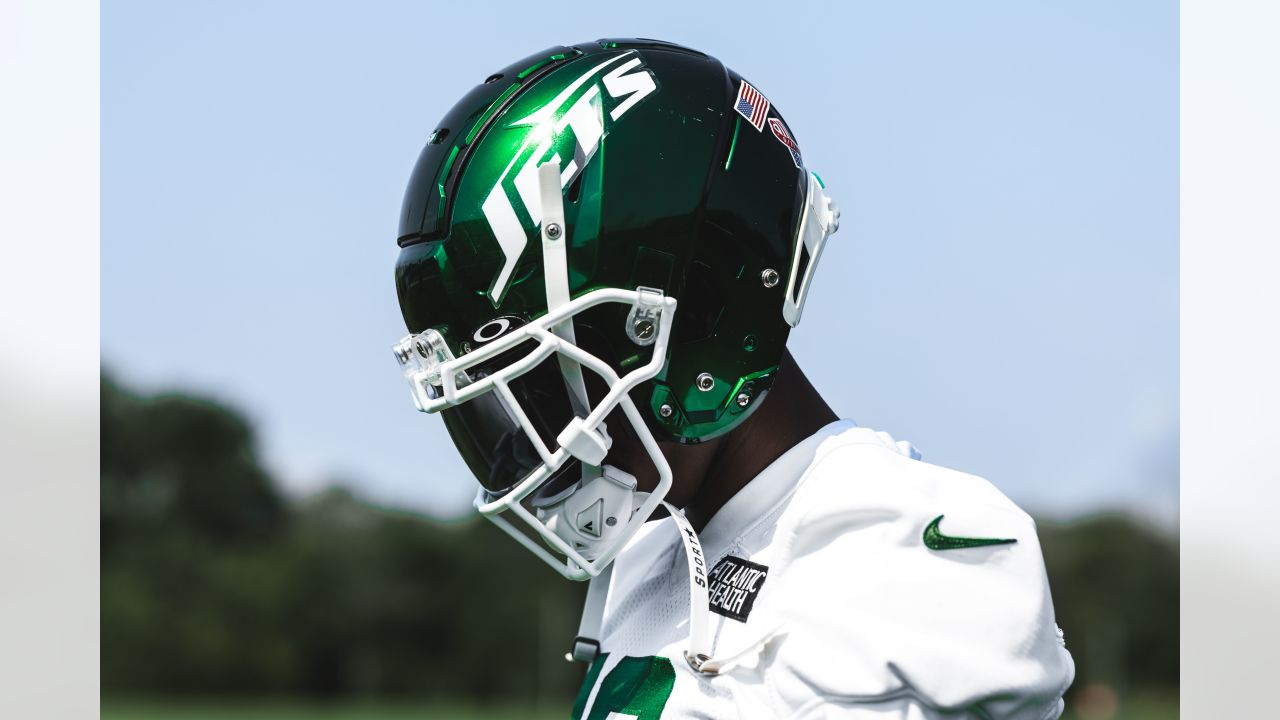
(567, 501, 723, 674)
(661, 501, 716, 672)
(566, 561, 612, 664)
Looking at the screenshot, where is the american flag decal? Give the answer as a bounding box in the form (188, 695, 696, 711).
(768, 117, 803, 168)
(734, 80, 771, 131)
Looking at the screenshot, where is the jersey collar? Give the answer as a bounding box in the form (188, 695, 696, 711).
(697, 419, 857, 556)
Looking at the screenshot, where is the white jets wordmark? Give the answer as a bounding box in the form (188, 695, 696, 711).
(481, 51, 657, 305)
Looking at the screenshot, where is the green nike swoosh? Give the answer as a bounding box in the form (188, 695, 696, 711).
(922, 514, 1017, 551)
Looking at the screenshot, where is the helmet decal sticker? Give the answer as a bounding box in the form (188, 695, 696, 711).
(471, 315, 526, 345)
(733, 80, 770, 131)
(481, 51, 658, 306)
(768, 118, 803, 168)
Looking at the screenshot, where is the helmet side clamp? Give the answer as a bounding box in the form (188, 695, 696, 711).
(625, 286, 666, 346)
(782, 172, 840, 328)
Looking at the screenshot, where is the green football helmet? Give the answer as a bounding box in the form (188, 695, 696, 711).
(392, 38, 839, 580)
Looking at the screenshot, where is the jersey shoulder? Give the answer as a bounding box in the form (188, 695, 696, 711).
(796, 424, 1029, 528)
(761, 425, 1074, 719)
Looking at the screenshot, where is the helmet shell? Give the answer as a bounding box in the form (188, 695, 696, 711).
(395, 38, 810, 443)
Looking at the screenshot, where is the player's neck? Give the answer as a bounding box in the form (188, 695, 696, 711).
(682, 350, 838, 530)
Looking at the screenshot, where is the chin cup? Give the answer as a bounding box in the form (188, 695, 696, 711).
(536, 466, 642, 560)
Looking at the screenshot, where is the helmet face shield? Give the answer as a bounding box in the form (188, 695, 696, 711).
(439, 354, 578, 495)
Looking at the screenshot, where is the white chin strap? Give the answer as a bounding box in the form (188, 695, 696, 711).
(662, 501, 717, 673)
(569, 501, 725, 675)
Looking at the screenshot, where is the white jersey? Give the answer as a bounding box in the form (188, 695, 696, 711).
(571, 421, 1074, 720)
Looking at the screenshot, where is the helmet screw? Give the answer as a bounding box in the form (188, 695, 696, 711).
(545, 222, 562, 240)
(761, 268, 780, 288)
(696, 373, 715, 391)
(633, 319, 655, 340)
(659, 403, 674, 419)
(605, 516, 617, 527)
(414, 340, 430, 357)
(735, 392, 751, 408)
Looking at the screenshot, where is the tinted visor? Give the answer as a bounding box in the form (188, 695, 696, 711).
(440, 350, 579, 495)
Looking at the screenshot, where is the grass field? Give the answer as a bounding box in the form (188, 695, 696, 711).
(102, 701, 564, 720)
(103, 697, 1178, 719)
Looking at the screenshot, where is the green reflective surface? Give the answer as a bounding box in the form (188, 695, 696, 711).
(395, 39, 812, 442)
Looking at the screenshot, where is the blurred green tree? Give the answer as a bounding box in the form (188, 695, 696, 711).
(1038, 514, 1179, 705)
(101, 374, 585, 702)
(101, 374, 284, 554)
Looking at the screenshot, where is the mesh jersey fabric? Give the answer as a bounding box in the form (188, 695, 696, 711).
(573, 420, 1075, 720)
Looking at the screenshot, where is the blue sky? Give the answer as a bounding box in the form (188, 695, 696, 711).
(102, 1, 1177, 526)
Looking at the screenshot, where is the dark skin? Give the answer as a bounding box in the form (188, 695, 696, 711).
(603, 349, 838, 530)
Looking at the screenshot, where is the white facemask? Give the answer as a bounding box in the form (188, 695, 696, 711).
(393, 163, 677, 581)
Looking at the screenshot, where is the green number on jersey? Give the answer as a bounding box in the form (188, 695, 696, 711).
(571, 654, 675, 720)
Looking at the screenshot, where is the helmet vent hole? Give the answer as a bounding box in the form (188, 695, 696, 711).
(791, 247, 811, 302)
(428, 128, 450, 145)
(484, 73, 504, 84)
(566, 173, 584, 203)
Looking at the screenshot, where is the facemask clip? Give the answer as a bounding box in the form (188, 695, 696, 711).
(557, 417, 613, 466)
(625, 286, 665, 346)
(393, 328, 463, 407)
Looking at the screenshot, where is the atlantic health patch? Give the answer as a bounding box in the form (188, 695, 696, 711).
(707, 555, 769, 622)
